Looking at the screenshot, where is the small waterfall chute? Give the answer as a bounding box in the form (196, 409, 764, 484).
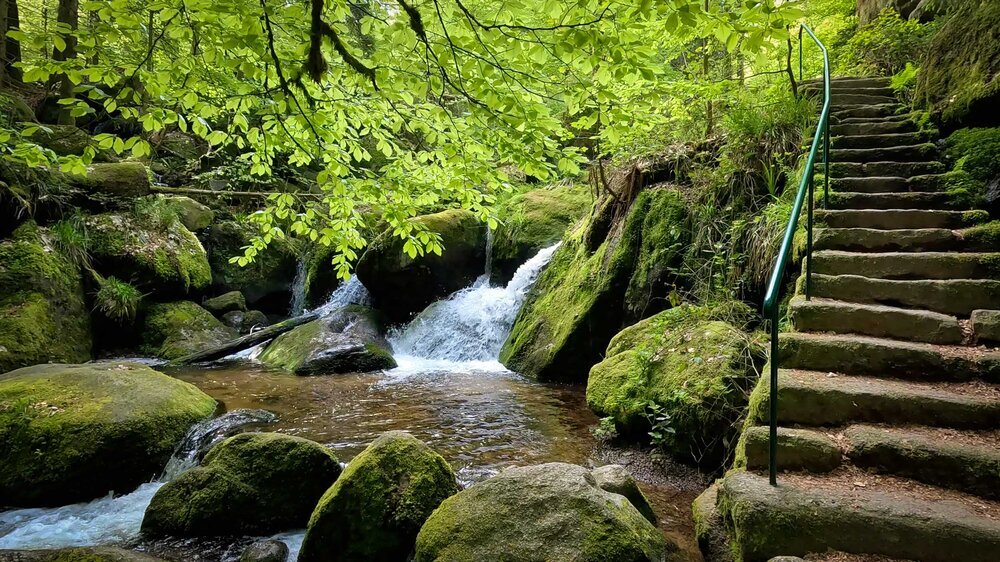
(289, 255, 309, 317)
(162, 409, 278, 480)
(310, 276, 371, 317)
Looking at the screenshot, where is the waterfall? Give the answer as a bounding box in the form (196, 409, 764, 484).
(289, 256, 308, 317)
(309, 276, 371, 317)
(161, 409, 278, 480)
(388, 243, 559, 364)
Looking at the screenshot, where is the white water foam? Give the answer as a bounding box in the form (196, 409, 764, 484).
(309, 276, 371, 317)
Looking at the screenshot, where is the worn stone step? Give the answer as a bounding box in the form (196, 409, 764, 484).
(752, 369, 1000, 428)
(802, 76, 891, 89)
(790, 296, 963, 344)
(831, 132, 931, 150)
(829, 143, 937, 163)
(815, 209, 987, 229)
(831, 94, 899, 107)
(830, 120, 917, 136)
(708, 471, 1000, 562)
(739, 425, 843, 473)
(828, 191, 962, 210)
(813, 228, 977, 253)
(972, 310, 1000, 346)
(845, 425, 1000, 500)
(828, 175, 945, 193)
(826, 161, 945, 178)
(810, 273, 1000, 316)
(836, 114, 912, 126)
(778, 332, 999, 382)
(811, 250, 1000, 280)
(832, 104, 903, 120)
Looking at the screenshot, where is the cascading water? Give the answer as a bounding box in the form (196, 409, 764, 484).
(388, 243, 559, 367)
(289, 255, 309, 317)
(310, 276, 371, 317)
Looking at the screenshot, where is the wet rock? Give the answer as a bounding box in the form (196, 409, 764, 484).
(239, 540, 288, 562)
(203, 290, 246, 315)
(0, 362, 216, 507)
(142, 301, 238, 360)
(164, 196, 214, 231)
(222, 309, 269, 334)
(142, 432, 341, 537)
(972, 309, 1000, 345)
(0, 547, 168, 561)
(298, 431, 459, 562)
(356, 209, 488, 322)
(591, 464, 656, 523)
(203, 221, 299, 313)
(414, 463, 678, 562)
(259, 306, 395, 374)
(0, 221, 91, 373)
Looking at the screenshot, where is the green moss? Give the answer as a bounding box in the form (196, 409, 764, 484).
(491, 186, 591, 278)
(962, 221, 1000, 251)
(205, 221, 299, 304)
(70, 162, 150, 196)
(0, 362, 216, 507)
(298, 431, 459, 562)
(202, 291, 246, 314)
(142, 432, 341, 537)
(944, 127, 1000, 182)
(142, 301, 237, 360)
(259, 308, 396, 374)
(259, 319, 324, 372)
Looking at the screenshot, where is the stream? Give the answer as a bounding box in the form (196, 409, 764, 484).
(0, 244, 705, 561)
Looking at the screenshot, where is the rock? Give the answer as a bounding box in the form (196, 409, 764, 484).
(356, 209, 488, 322)
(164, 196, 214, 231)
(86, 209, 212, 296)
(492, 187, 591, 282)
(692, 483, 735, 562)
(222, 309, 269, 334)
(259, 306, 396, 374)
(142, 432, 341, 537)
(0, 221, 91, 373)
(0, 362, 216, 507)
(972, 310, 1000, 345)
(0, 91, 36, 123)
(69, 162, 151, 199)
(414, 463, 677, 562)
(142, 301, 238, 360)
(31, 124, 94, 157)
(204, 221, 299, 314)
(0, 547, 168, 561)
(586, 303, 763, 467)
(738, 426, 842, 473)
(298, 431, 459, 562)
(203, 291, 247, 315)
(240, 540, 289, 562)
(591, 464, 657, 523)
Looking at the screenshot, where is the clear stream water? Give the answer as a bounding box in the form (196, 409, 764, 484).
(0, 245, 704, 561)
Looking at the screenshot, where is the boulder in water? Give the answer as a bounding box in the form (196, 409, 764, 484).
(0, 547, 168, 561)
(356, 209, 488, 322)
(203, 290, 247, 315)
(591, 464, 657, 524)
(142, 432, 341, 537)
(0, 362, 216, 507)
(298, 431, 459, 562)
(0, 221, 92, 373)
(259, 306, 395, 374)
(240, 540, 289, 562)
(222, 309, 270, 334)
(414, 463, 677, 562)
(142, 301, 238, 360)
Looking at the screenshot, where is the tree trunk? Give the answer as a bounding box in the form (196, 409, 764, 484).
(53, 0, 78, 125)
(171, 313, 320, 365)
(0, 0, 22, 86)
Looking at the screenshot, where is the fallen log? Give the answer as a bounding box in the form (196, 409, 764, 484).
(171, 312, 319, 365)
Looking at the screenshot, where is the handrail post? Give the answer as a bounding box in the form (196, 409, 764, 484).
(798, 26, 803, 81)
(768, 309, 779, 486)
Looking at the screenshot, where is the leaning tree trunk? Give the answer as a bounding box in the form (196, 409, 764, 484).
(52, 0, 78, 125)
(0, 0, 22, 86)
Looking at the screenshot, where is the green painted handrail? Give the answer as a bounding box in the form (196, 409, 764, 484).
(761, 23, 830, 486)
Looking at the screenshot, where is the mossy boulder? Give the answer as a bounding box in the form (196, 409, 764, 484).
(0, 547, 168, 561)
(0, 362, 216, 507)
(69, 162, 151, 199)
(0, 221, 91, 373)
(298, 431, 459, 562)
(492, 186, 591, 282)
(203, 221, 299, 314)
(142, 301, 238, 360)
(86, 210, 211, 296)
(356, 209, 488, 322)
(222, 309, 269, 334)
(32, 125, 95, 158)
(141, 432, 342, 537)
(586, 303, 763, 467)
(202, 291, 246, 315)
(259, 306, 395, 375)
(163, 196, 214, 231)
(500, 188, 689, 382)
(414, 463, 678, 562)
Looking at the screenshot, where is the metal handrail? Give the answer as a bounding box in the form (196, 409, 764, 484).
(761, 23, 830, 486)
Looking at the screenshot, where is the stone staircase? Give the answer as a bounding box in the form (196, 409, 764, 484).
(696, 77, 1000, 562)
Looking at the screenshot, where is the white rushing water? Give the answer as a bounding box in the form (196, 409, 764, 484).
(309, 276, 371, 317)
(289, 255, 309, 317)
(388, 243, 560, 371)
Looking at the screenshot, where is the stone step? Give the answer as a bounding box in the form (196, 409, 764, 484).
(754, 369, 1000, 428)
(811, 250, 1000, 280)
(812, 228, 975, 253)
(828, 175, 945, 193)
(707, 471, 1000, 562)
(802, 76, 891, 89)
(829, 144, 937, 163)
(740, 425, 843, 473)
(778, 332, 999, 382)
(830, 120, 917, 136)
(845, 425, 1000, 500)
(828, 191, 962, 210)
(836, 114, 912, 126)
(789, 296, 963, 344)
(832, 104, 903, 120)
(815, 209, 987, 229)
(810, 273, 1000, 316)
(831, 94, 899, 107)
(825, 161, 945, 178)
(831, 132, 931, 150)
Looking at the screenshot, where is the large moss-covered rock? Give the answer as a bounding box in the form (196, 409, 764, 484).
(32, 125, 95, 158)
(916, 1, 1000, 129)
(142, 432, 342, 537)
(0, 547, 168, 562)
(414, 463, 677, 562)
(204, 221, 299, 313)
(142, 301, 238, 360)
(259, 306, 395, 374)
(500, 188, 689, 382)
(86, 209, 211, 296)
(587, 304, 763, 467)
(298, 431, 459, 562)
(492, 186, 591, 282)
(0, 362, 216, 507)
(69, 162, 151, 199)
(164, 196, 214, 231)
(356, 209, 488, 322)
(0, 222, 91, 373)
(202, 290, 246, 315)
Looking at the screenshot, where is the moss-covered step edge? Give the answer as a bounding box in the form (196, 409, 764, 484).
(746, 369, 1000, 429)
(814, 209, 988, 230)
(827, 191, 969, 211)
(828, 143, 938, 164)
(810, 250, 1000, 280)
(830, 104, 904, 121)
(807, 273, 1000, 317)
(789, 296, 963, 345)
(813, 221, 1000, 253)
(700, 471, 1000, 562)
(831, 132, 932, 150)
(830, 120, 917, 136)
(823, 161, 945, 178)
(828, 175, 948, 194)
(735, 426, 842, 474)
